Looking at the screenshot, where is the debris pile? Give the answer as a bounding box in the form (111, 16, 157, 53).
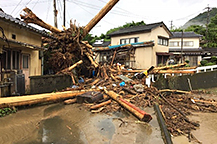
(19, 2, 217, 143)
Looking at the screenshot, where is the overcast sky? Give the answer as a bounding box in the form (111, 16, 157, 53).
(1, 0, 217, 36)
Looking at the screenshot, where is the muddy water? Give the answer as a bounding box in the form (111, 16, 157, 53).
(0, 103, 163, 144)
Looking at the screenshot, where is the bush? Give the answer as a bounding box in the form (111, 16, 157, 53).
(211, 56, 217, 63)
(200, 60, 208, 66)
(205, 62, 215, 66)
(185, 60, 190, 63)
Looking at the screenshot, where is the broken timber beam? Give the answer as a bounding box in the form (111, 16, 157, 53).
(84, 0, 119, 33)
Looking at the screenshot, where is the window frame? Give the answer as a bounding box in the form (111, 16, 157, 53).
(23, 54, 29, 69)
(120, 37, 139, 45)
(158, 36, 169, 46)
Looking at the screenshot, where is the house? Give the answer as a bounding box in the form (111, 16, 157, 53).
(92, 39, 111, 47)
(0, 10, 50, 96)
(94, 22, 172, 69)
(169, 32, 203, 66)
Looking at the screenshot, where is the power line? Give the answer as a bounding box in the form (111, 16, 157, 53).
(11, 0, 23, 15)
(1, 0, 48, 7)
(46, 0, 52, 21)
(67, 0, 148, 19)
(26, 0, 33, 6)
(67, 0, 116, 26)
(32, 0, 40, 10)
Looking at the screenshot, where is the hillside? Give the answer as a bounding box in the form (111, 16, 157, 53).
(182, 7, 217, 29)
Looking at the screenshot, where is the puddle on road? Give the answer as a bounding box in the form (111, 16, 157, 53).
(0, 103, 164, 144)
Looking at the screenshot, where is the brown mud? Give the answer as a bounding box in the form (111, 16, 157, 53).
(0, 103, 163, 144)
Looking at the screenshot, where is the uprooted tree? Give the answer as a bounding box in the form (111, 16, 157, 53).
(20, 0, 119, 79)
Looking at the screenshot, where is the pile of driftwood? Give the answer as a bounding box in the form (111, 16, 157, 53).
(19, 1, 217, 143)
(61, 62, 217, 143)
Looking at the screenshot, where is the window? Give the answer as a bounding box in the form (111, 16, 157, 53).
(23, 55, 29, 68)
(169, 41, 179, 47)
(169, 41, 194, 47)
(13, 51, 20, 69)
(184, 41, 194, 47)
(158, 37, 169, 46)
(2, 50, 20, 70)
(120, 37, 139, 44)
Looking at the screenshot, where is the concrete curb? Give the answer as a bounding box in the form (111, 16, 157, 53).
(154, 103, 173, 144)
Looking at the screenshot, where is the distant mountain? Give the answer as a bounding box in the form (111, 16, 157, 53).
(182, 7, 217, 29)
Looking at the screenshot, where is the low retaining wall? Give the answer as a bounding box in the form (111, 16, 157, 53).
(29, 74, 72, 94)
(153, 70, 217, 91)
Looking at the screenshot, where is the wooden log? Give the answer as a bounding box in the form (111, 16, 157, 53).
(91, 78, 100, 86)
(0, 90, 91, 109)
(57, 60, 83, 74)
(84, 0, 119, 33)
(158, 89, 191, 94)
(102, 65, 109, 80)
(20, 8, 61, 33)
(84, 52, 99, 68)
(154, 63, 187, 70)
(90, 99, 112, 110)
(121, 87, 137, 95)
(159, 94, 199, 127)
(110, 50, 117, 66)
(192, 99, 217, 105)
(104, 89, 152, 122)
(64, 98, 77, 105)
(110, 73, 118, 82)
(155, 70, 195, 74)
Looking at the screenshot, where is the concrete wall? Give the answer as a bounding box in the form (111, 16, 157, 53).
(154, 71, 217, 91)
(29, 74, 72, 94)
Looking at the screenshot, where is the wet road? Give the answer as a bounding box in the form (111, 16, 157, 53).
(0, 103, 164, 144)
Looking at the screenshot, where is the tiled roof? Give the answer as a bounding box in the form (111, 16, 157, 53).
(107, 22, 169, 36)
(92, 41, 111, 47)
(0, 11, 50, 37)
(171, 32, 203, 38)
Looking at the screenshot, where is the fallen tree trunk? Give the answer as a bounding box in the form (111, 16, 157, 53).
(0, 90, 91, 108)
(20, 7, 61, 33)
(104, 89, 152, 122)
(84, 0, 119, 33)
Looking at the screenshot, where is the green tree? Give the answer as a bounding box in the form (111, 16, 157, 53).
(206, 14, 217, 47)
(185, 25, 206, 36)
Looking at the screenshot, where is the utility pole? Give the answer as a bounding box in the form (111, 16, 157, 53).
(53, 0, 58, 28)
(169, 20, 173, 30)
(63, 0, 66, 26)
(205, 4, 210, 43)
(181, 30, 184, 63)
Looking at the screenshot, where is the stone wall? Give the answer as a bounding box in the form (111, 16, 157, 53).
(153, 70, 217, 91)
(29, 74, 72, 94)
